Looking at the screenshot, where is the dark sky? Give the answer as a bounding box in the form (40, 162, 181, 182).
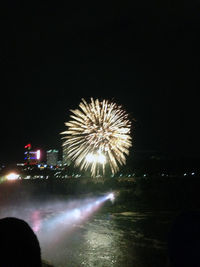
(1, 1, 200, 164)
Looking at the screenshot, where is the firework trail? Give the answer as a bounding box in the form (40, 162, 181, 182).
(61, 98, 132, 177)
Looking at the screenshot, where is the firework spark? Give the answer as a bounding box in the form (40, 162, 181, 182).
(61, 98, 132, 177)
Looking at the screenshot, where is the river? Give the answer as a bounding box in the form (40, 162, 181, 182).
(0, 193, 175, 267)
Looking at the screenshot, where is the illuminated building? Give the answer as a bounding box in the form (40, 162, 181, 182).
(46, 149, 58, 166)
(24, 144, 41, 165)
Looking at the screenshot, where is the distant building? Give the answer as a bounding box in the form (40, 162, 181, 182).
(46, 149, 58, 166)
(24, 144, 41, 165)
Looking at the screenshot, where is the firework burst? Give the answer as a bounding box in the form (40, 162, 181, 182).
(61, 98, 132, 177)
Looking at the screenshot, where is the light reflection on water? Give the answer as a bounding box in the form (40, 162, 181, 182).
(39, 210, 171, 267)
(81, 218, 121, 266)
(0, 200, 173, 267)
(78, 212, 169, 267)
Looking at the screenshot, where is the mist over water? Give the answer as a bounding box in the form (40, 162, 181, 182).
(0, 194, 119, 266)
(0, 191, 172, 266)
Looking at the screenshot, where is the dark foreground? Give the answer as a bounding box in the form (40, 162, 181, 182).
(0, 176, 200, 266)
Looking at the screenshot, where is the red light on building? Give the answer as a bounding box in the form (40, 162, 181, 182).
(24, 144, 41, 165)
(24, 143, 31, 149)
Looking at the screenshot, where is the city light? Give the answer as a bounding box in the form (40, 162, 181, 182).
(24, 143, 31, 149)
(6, 173, 19, 180)
(36, 150, 41, 160)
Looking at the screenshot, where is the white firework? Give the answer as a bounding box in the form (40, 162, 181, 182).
(61, 98, 132, 177)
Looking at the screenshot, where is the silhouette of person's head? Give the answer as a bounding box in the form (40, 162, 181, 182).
(0, 217, 42, 267)
(168, 210, 200, 267)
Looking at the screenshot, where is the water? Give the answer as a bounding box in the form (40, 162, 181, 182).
(44, 210, 171, 267)
(0, 196, 174, 267)
(1, 177, 199, 266)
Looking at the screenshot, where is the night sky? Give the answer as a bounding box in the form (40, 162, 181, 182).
(1, 2, 200, 164)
